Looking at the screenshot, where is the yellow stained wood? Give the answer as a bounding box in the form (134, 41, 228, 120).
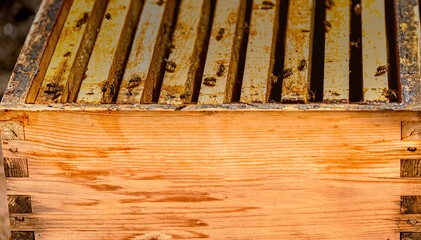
(117, 0, 177, 104)
(76, 0, 141, 103)
(158, 0, 211, 105)
(197, 0, 246, 104)
(323, 0, 350, 103)
(281, 0, 315, 103)
(35, 0, 106, 104)
(361, 0, 389, 102)
(239, 0, 279, 103)
(2, 110, 421, 239)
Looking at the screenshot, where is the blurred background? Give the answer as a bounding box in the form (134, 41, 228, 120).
(0, 0, 42, 99)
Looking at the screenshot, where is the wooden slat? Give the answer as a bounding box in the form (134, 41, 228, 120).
(0, 122, 24, 140)
(281, 0, 315, 103)
(35, 0, 107, 104)
(197, 0, 247, 104)
(76, 0, 142, 104)
(116, 0, 177, 104)
(2, 0, 72, 104)
(323, 0, 350, 103)
(158, 0, 211, 105)
(361, 0, 389, 102)
(4, 158, 28, 178)
(395, 0, 421, 107)
(239, 0, 279, 103)
(401, 196, 421, 214)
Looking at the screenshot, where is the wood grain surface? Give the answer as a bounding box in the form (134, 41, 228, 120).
(361, 0, 389, 102)
(1, 110, 421, 239)
(158, 0, 211, 105)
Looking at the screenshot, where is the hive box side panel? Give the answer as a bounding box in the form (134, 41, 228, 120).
(1, 110, 421, 239)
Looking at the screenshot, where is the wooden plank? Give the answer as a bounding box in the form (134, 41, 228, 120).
(4, 158, 28, 178)
(158, 0, 211, 105)
(361, 0, 389, 102)
(7, 195, 31, 214)
(281, 0, 315, 103)
(2, 0, 73, 104)
(35, 0, 107, 104)
(3, 110, 421, 239)
(239, 0, 280, 103)
(395, 0, 421, 107)
(197, 0, 247, 104)
(76, 0, 142, 104)
(116, 0, 177, 104)
(323, 0, 350, 103)
(401, 232, 421, 240)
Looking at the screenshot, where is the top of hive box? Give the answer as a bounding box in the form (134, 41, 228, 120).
(1, 0, 420, 111)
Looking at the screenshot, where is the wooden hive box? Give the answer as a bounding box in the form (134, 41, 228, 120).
(2, 0, 421, 239)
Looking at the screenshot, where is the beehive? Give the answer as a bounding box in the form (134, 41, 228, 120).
(2, 0, 421, 239)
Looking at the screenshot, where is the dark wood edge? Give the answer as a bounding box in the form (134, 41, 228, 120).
(0, 102, 420, 112)
(395, 0, 421, 107)
(1, 0, 67, 104)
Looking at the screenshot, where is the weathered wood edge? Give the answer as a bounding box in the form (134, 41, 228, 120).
(1, 0, 67, 104)
(395, 0, 421, 107)
(0, 102, 417, 112)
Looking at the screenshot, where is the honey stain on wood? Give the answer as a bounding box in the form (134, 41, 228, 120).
(154, 195, 220, 203)
(87, 184, 122, 191)
(68, 200, 100, 206)
(55, 161, 110, 181)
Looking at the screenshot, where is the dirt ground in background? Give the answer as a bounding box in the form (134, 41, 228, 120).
(0, 0, 42, 99)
